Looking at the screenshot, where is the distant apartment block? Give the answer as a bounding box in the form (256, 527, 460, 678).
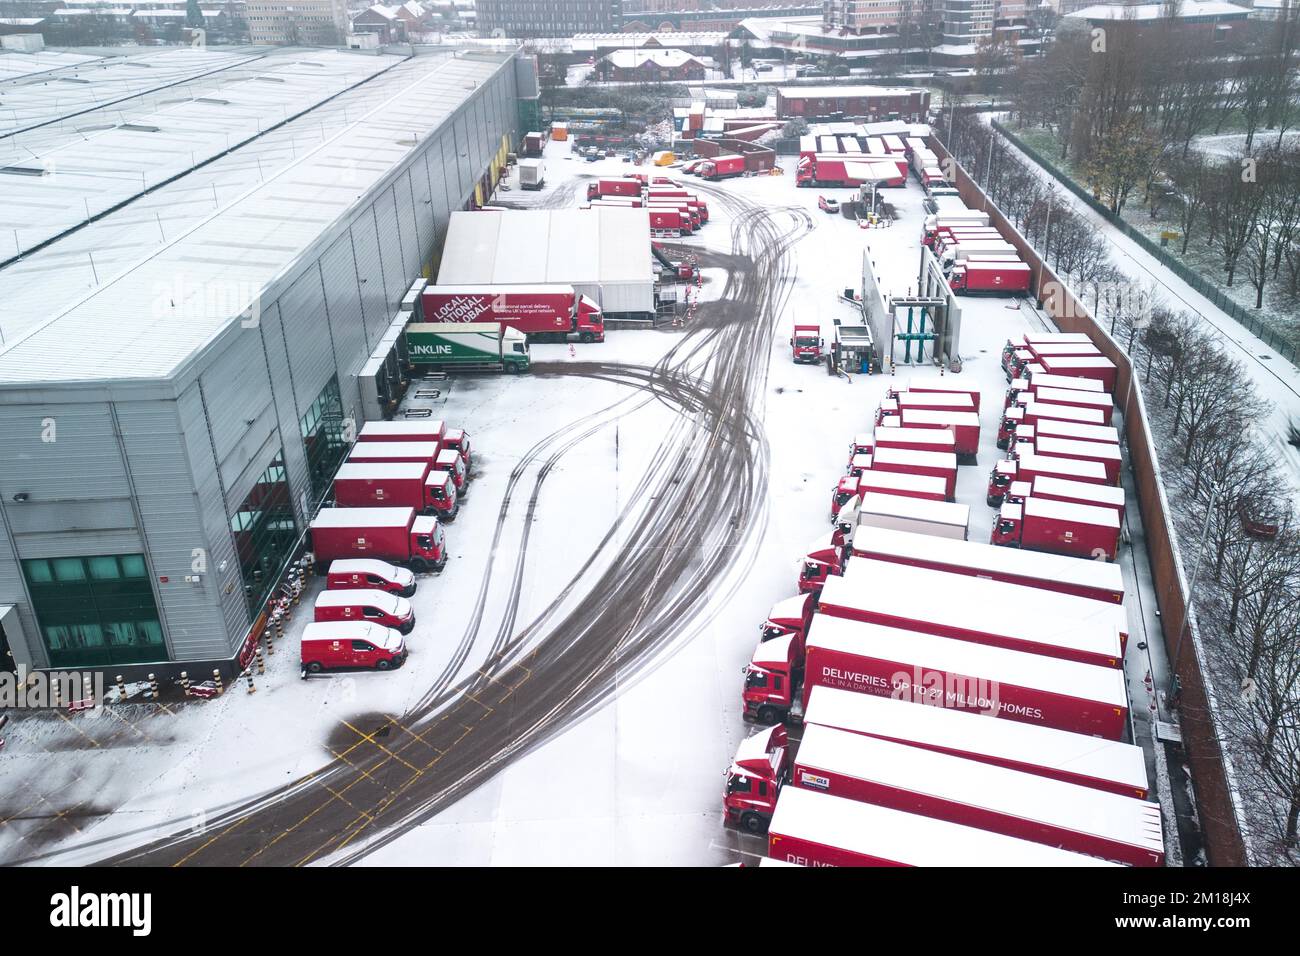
(477, 0, 623, 37)
(246, 0, 348, 44)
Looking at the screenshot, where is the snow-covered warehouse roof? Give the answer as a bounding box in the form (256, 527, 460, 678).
(437, 208, 655, 314)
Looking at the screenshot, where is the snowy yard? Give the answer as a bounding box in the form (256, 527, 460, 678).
(0, 141, 1166, 867)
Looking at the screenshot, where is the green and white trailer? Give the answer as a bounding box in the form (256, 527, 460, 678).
(404, 322, 531, 374)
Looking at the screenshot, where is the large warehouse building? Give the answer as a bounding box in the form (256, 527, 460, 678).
(0, 45, 531, 677)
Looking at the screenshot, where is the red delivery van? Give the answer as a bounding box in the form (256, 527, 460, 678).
(314, 588, 415, 634)
(301, 621, 407, 673)
(324, 558, 415, 597)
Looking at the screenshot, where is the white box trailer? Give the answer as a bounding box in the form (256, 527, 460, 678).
(804, 686, 1149, 798)
(802, 615, 1130, 738)
(821, 558, 1126, 666)
(843, 491, 968, 540)
(792, 725, 1164, 866)
(849, 524, 1125, 604)
(1034, 419, 1120, 445)
(767, 787, 1121, 867)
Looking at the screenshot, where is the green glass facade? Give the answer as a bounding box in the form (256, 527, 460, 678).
(301, 376, 347, 505)
(21, 553, 165, 668)
(231, 450, 298, 615)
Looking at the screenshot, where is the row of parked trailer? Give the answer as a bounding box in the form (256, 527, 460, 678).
(724, 336, 1164, 866)
(582, 174, 713, 239)
(921, 195, 1033, 296)
(297, 420, 474, 675)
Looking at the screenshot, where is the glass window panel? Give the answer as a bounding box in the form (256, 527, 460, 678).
(89, 556, 121, 579)
(120, 554, 147, 578)
(52, 558, 87, 581)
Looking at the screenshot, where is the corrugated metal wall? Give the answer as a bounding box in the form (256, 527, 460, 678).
(0, 54, 521, 670)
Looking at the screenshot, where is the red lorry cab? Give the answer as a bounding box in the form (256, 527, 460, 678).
(325, 558, 415, 597)
(433, 448, 469, 495)
(846, 453, 873, 479)
(846, 432, 874, 465)
(310, 507, 448, 573)
(760, 594, 815, 651)
(790, 324, 823, 363)
(742, 633, 800, 724)
(314, 588, 415, 634)
(800, 532, 846, 594)
(357, 420, 444, 444)
(301, 621, 407, 674)
(442, 428, 471, 467)
(723, 724, 790, 833)
(993, 496, 1123, 562)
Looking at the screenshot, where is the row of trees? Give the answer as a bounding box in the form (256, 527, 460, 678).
(1121, 304, 1300, 856)
(943, 110, 1300, 859)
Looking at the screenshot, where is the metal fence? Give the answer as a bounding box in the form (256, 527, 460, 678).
(992, 119, 1299, 365)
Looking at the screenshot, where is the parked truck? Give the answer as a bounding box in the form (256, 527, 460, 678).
(332, 461, 459, 522)
(1035, 354, 1118, 392)
(835, 492, 968, 543)
(949, 260, 1032, 295)
(804, 686, 1147, 797)
(405, 322, 531, 374)
(869, 446, 958, 500)
(699, 154, 745, 180)
(357, 420, 444, 444)
(1033, 418, 1120, 446)
(1020, 398, 1111, 429)
(421, 285, 604, 344)
(1029, 436, 1122, 485)
(586, 177, 641, 201)
(789, 725, 1163, 866)
(993, 496, 1123, 562)
(518, 158, 545, 190)
(309, 506, 448, 573)
(765, 785, 1122, 867)
(744, 612, 1129, 736)
(873, 425, 957, 456)
(790, 324, 823, 363)
(1007, 474, 1126, 521)
(887, 378, 981, 413)
(850, 524, 1125, 604)
(897, 408, 980, 457)
(987, 452, 1109, 506)
(348, 441, 440, 466)
(819, 559, 1126, 667)
(1022, 386, 1114, 424)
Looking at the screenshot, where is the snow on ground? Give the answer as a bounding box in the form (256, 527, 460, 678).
(989, 117, 1300, 492)
(2, 141, 1165, 867)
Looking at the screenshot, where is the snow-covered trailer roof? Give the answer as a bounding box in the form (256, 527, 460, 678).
(768, 787, 1121, 867)
(870, 445, 959, 472)
(1024, 496, 1122, 530)
(855, 491, 967, 526)
(1032, 475, 1126, 508)
(310, 507, 414, 529)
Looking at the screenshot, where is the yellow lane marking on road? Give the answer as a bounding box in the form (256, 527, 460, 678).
(339, 720, 421, 774)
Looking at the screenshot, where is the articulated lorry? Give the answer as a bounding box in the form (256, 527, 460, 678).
(787, 725, 1163, 866)
(405, 322, 531, 374)
(850, 524, 1125, 604)
(743, 612, 1130, 736)
(421, 285, 604, 343)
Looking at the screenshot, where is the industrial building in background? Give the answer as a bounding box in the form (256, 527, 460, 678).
(477, 0, 624, 37)
(0, 47, 531, 678)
